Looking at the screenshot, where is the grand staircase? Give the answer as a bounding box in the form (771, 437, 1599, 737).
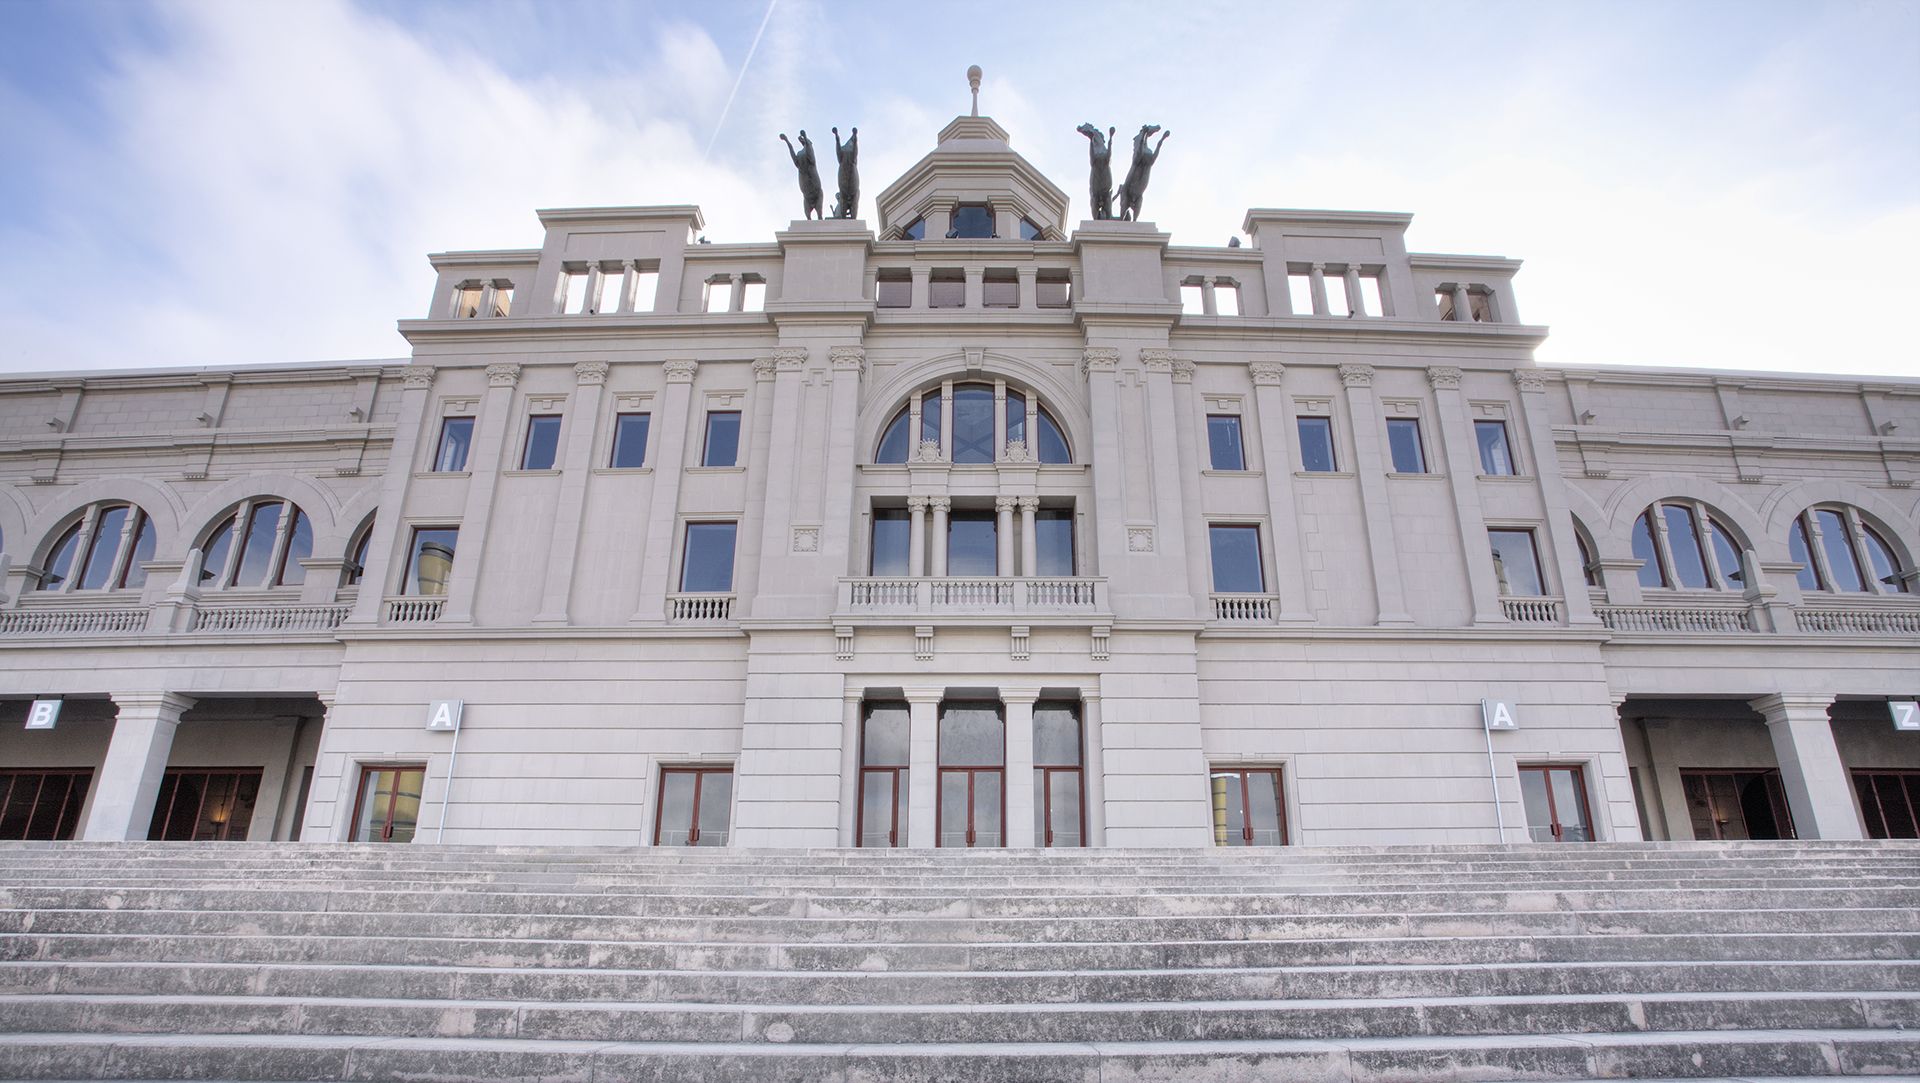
(0, 841, 1916, 1081)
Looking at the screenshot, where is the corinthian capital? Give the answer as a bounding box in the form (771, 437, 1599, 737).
(1140, 349, 1175, 374)
(1512, 368, 1548, 394)
(829, 345, 867, 374)
(1249, 361, 1285, 387)
(486, 363, 522, 388)
(1426, 366, 1463, 390)
(574, 361, 609, 386)
(772, 346, 808, 371)
(402, 365, 436, 391)
(662, 359, 699, 383)
(1338, 364, 1374, 388)
(1081, 347, 1119, 377)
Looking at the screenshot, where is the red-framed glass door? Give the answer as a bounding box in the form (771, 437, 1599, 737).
(654, 766, 733, 846)
(857, 701, 910, 848)
(1853, 770, 1920, 839)
(1518, 764, 1594, 842)
(1680, 768, 1795, 840)
(0, 769, 93, 841)
(1034, 700, 1085, 848)
(349, 764, 425, 842)
(1209, 767, 1287, 846)
(938, 768, 1003, 847)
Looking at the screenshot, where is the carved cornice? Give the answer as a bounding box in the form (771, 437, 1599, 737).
(1249, 361, 1286, 387)
(1513, 369, 1548, 394)
(574, 361, 608, 386)
(1082, 347, 1120, 377)
(772, 346, 808, 371)
(1172, 358, 1196, 384)
(1427, 365, 1464, 390)
(663, 359, 699, 383)
(402, 365, 436, 391)
(829, 345, 866, 374)
(751, 357, 778, 381)
(1338, 364, 1375, 388)
(485, 363, 522, 388)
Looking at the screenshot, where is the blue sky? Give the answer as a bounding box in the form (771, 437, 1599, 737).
(2, 0, 1915, 376)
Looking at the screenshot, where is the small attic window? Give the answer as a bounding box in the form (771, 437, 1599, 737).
(1019, 218, 1043, 241)
(949, 204, 994, 239)
(900, 217, 926, 241)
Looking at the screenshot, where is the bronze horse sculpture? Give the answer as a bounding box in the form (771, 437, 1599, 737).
(1076, 122, 1115, 220)
(1116, 124, 1170, 222)
(778, 131, 824, 220)
(831, 126, 859, 219)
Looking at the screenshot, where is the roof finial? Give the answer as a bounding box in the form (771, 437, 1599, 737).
(967, 65, 982, 117)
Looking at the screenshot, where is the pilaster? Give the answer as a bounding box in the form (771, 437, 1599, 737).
(533, 361, 607, 624)
(1512, 369, 1599, 625)
(347, 365, 435, 625)
(1341, 364, 1413, 624)
(1248, 362, 1312, 619)
(439, 362, 521, 624)
(632, 359, 699, 622)
(1427, 366, 1504, 625)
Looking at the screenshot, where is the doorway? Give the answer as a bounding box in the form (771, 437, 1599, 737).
(1681, 769, 1795, 840)
(937, 700, 1004, 847)
(1518, 764, 1594, 842)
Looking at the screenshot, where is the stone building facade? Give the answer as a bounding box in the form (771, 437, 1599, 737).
(1, 114, 1915, 851)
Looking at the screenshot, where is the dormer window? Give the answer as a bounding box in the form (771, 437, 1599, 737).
(949, 204, 994, 239)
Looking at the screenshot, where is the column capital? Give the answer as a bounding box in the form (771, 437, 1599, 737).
(485, 363, 522, 388)
(110, 691, 196, 718)
(1081, 347, 1120, 377)
(663, 358, 699, 383)
(574, 361, 609, 386)
(999, 688, 1042, 705)
(994, 495, 1019, 512)
(907, 496, 930, 512)
(1338, 364, 1375, 388)
(927, 496, 952, 512)
(1512, 369, 1549, 394)
(751, 356, 778, 381)
(1017, 496, 1040, 512)
(1249, 361, 1286, 386)
(772, 346, 808, 371)
(1171, 358, 1196, 384)
(1426, 365, 1463, 390)
(829, 345, 867, 374)
(902, 687, 944, 704)
(1140, 349, 1175, 374)
(402, 365, 436, 391)
(1749, 692, 1835, 721)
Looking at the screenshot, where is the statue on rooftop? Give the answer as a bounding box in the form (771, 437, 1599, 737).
(1076, 123, 1116, 220)
(831, 127, 860, 219)
(1116, 124, 1170, 222)
(778, 131, 825, 220)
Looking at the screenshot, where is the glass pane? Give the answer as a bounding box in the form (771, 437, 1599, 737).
(703, 412, 741, 467)
(952, 386, 995, 464)
(658, 771, 696, 845)
(435, 417, 473, 472)
(522, 415, 562, 470)
(947, 512, 997, 576)
(1861, 526, 1907, 592)
(1211, 772, 1247, 846)
(1789, 517, 1822, 590)
(1855, 775, 1888, 839)
(1550, 769, 1591, 841)
(1488, 530, 1544, 596)
(1297, 417, 1334, 472)
(1519, 768, 1555, 843)
(1209, 525, 1264, 593)
(355, 769, 393, 842)
(681, 523, 737, 592)
(1683, 773, 1719, 840)
(27, 777, 75, 841)
(119, 512, 155, 590)
(1208, 415, 1245, 470)
(1632, 512, 1666, 588)
(951, 204, 994, 238)
(694, 772, 732, 846)
(346, 523, 372, 586)
(1815, 509, 1865, 591)
(42, 524, 82, 589)
(1662, 505, 1710, 589)
(862, 703, 910, 766)
(149, 774, 191, 840)
(1876, 775, 1916, 839)
(1386, 418, 1425, 473)
(225, 772, 260, 842)
(901, 218, 925, 241)
(860, 772, 899, 847)
(874, 409, 910, 463)
(1033, 702, 1082, 766)
(386, 769, 423, 843)
(610, 413, 650, 468)
(972, 772, 1002, 847)
(1043, 770, 1082, 847)
(1005, 391, 1026, 446)
(77, 505, 129, 590)
(1019, 217, 1042, 241)
(1475, 421, 1514, 475)
(870, 511, 911, 576)
(1707, 774, 1748, 840)
(279, 508, 312, 586)
(1036, 510, 1075, 576)
(0, 776, 36, 839)
(234, 501, 284, 588)
(938, 702, 1004, 767)
(939, 772, 968, 847)
(1247, 772, 1284, 846)
(1036, 410, 1070, 463)
(1707, 520, 1744, 587)
(920, 392, 942, 445)
(192, 774, 235, 841)
(408, 528, 459, 595)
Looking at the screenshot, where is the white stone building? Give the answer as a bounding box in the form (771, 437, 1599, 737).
(1, 112, 1915, 852)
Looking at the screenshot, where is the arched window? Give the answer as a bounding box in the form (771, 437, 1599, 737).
(873, 381, 1072, 465)
(197, 499, 314, 589)
(1630, 501, 1746, 590)
(342, 516, 375, 587)
(1573, 525, 1599, 588)
(1790, 505, 1910, 594)
(38, 502, 157, 591)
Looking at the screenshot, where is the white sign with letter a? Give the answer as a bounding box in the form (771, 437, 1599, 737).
(1481, 699, 1518, 731)
(24, 700, 61, 730)
(426, 699, 464, 732)
(1893, 700, 1919, 732)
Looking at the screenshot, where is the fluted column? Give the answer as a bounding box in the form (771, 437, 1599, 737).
(1428, 366, 1505, 624)
(440, 363, 520, 624)
(631, 359, 699, 621)
(1018, 498, 1039, 576)
(929, 497, 951, 577)
(1341, 365, 1412, 624)
(534, 361, 608, 624)
(995, 496, 1016, 576)
(348, 366, 435, 625)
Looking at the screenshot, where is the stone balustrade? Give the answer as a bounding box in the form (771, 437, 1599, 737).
(839, 577, 1105, 617)
(1500, 597, 1563, 624)
(1796, 606, 1920, 635)
(190, 604, 350, 634)
(1596, 604, 1754, 633)
(0, 606, 150, 637)
(667, 593, 735, 622)
(383, 596, 445, 625)
(1211, 593, 1278, 623)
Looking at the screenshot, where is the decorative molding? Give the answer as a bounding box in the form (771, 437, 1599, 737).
(486, 363, 522, 388)
(1002, 438, 1033, 463)
(751, 357, 778, 381)
(1009, 625, 1030, 662)
(1171, 358, 1196, 384)
(1128, 526, 1155, 553)
(1512, 369, 1548, 394)
(927, 496, 952, 512)
(574, 361, 609, 386)
(1427, 366, 1464, 390)
(829, 345, 866, 374)
(1249, 361, 1286, 387)
(964, 346, 986, 370)
(1140, 349, 1175, 374)
(914, 625, 935, 661)
(834, 625, 854, 661)
(791, 526, 820, 553)
(1338, 364, 1375, 388)
(913, 439, 944, 463)
(772, 346, 808, 371)
(906, 496, 929, 512)
(402, 366, 436, 391)
(1017, 496, 1040, 512)
(663, 359, 699, 383)
(1090, 625, 1111, 661)
(1082, 347, 1120, 377)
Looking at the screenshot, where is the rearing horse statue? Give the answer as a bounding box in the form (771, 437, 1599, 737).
(778, 131, 824, 220)
(1116, 124, 1170, 222)
(1076, 122, 1115, 220)
(831, 126, 859, 219)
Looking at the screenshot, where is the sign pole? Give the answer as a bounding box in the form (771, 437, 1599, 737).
(438, 720, 462, 844)
(1481, 699, 1510, 841)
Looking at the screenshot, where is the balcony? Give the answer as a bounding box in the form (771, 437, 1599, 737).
(838, 577, 1105, 620)
(1596, 603, 1754, 633)
(383, 596, 445, 624)
(667, 593, 735, 623)
(1500, 596, 1564, 624)
(1211, 593, 1279, 623)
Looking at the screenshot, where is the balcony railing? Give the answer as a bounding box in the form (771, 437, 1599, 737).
(1500, 596, 1563, 624)
(840, 577, 1105, 617)
(1212, 593, 1278, 623)
(0, 606, 150, 637)
(384, 596, 445, 624)
(667, 593, 735, 622)
(1596, 603, 1753, 633)
(191, 604, 351, 633)
(1796, 606, 1920, 635)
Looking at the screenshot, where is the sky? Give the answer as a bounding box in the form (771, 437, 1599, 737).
(1, 0, 1916, 378)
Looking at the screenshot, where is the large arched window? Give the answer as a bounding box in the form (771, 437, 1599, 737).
(341, 516, 375, 587)
(197, 498, 314, 589)
(1629, 500, 1746, 590)
(873, 381, 1072, 465)
(38, 502, 157, 591)
(1789, 505, 1910, 594)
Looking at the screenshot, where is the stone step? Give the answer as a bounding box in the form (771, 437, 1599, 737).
(0, 1028, 1913, 1081)
(4, 957, 1914, 1005)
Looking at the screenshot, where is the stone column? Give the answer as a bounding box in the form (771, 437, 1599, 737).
(1016, 266, 1037, 309)
(1341, 365, 1413, 624)
(533, 361, 608, 624)
(348, 366, 435, 625)
(439, 363, 520, 624)
(83, 692, 194, 841)
(1307, 263, 1330, 315)
(1019, 498, 1039, 577)
(1199, 279, 1218, 315)
(1343, 265, 1365, 316)
(1428, 366, 1505, 624)
(839, 691, 862, 846)
(907, 497, 928, 578)
(929, 497, 951, 577)
(1452, 283, 1473, 323)
(631, 359, 699, 621)
(906, 691, 941, 849)
(1003, 690, 1038, 847)
(1513, 370, 1598, 624)
(995, 496, 1016, 576)
(1082, 692, 1106, 847)
(1248, 362, 1311, 619)
(1751, 693, 1863, 840)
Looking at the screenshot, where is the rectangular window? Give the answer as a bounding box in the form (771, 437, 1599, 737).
(1207, 415, 1245, 471)
(521, 415, 561, 470)
(1853, 770, 1920, 840)
(609, 412, 650, 468)
(1475, 419, 1516, 475)
(1488, 528, 1546, 596)
(593, 267, 624, 314)
(1208, 524, 1265, 593)
(738, 279, 766, 312)
(1180, 283, 1206, 314)
(871, 509, 911, 576)
(452, 283, 482, 318)
(702, 411, 741, 467)
(928, 269, 964, 308)
(1210, 767, 1287, 846)
(405, 527, 458, 596)
(1215, 282, 1241, 316)
(562, 270, 590, 314)
(1296, 416, 1336, 472)
(876, 270, 911, 308)
(1358, 274, 1384, 318)
(350, 764, 425, 843)
(1035, 510, 1075, 576)
(1035, 271, 1071, 308)
(630, 269, 659, 312)
(704, 279, 732, 313)
(681, 522, 737, 592)
(489, 286, 513, 317)
(1518, 764, 1594, 842)
(655, 766, 732, 846)
(0, 769, 92, 841)
(148, 769, 262, 842)
(433, 416, 474, 472)
(982, 269, 1017, 308)
(1386, 417, 1426, 473)
(947, 511, 997, 576)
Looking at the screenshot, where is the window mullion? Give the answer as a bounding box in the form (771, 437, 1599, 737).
(60, 506, 100, 593)
(1649, 504, 1682, 589)
(1692, 501, 1728, 590)
(267, 500, 296, 586)
(1842, 506, 1882, 595)
(1802, 511, 1839, 594)
(106, 509, 140, 591)
(219, 503, 249, 588)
